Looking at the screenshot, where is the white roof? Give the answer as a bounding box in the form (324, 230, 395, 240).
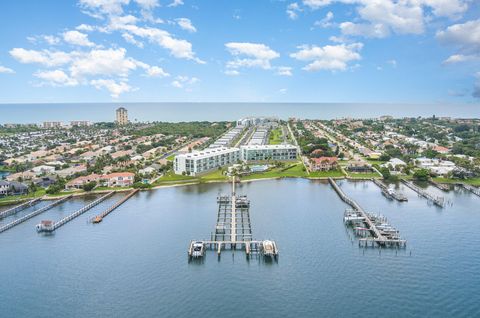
(241, 144, 296, 150)
(180, 147, 240, 160)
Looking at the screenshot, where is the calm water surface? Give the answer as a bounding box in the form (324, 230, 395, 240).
(0, 179, 479, 317)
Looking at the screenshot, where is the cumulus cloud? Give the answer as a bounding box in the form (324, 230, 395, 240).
(290, 42, 363, 71)
(314, 11, 334, 28)
(34, 70, 78, 86)
(10, 48, 73, 67)
(145, 65, 169, 77)
(0, 66, 15, 74)
(134, 0, 159, 10)
(168, 0, 184, 7)
(76, 24, 95, 32)
(176, 18, 196, 33)
(79, 0, 129, 17)
(90, 79, 133, 98)
(63, 30, 95, 47)
(276, 66, 293, 76)
(293, 0, 469, 37)
(286, 3, 301, 20)
(171, 75, 199, 89)
(28, 35, 61, 45)
(225, 42, 280, 71)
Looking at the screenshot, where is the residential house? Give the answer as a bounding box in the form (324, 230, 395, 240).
(310, 157, 338, 171)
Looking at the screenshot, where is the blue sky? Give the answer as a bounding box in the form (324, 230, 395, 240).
(0, 0, 479, 104)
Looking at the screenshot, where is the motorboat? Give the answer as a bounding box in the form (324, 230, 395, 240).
(191, 241, 205, 258)
(36, 220, 54, 232)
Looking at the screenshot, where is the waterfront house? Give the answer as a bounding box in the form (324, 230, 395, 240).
(33, 176, 57, 188)
(347, 161, 373, 173)
(310, 157, 338, 171)
(65, 173, 101, 189)
(100, 172, 135, 187)
(0, 181, 9, 196)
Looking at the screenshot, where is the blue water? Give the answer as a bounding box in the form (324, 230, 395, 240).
(0, 102, 479, 123)
(0, 171, 9, 179)
(0, 179, 479, 317)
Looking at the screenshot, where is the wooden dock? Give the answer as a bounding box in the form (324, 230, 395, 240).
(0, 198, 41, 219)
(460, 183, 480, 197)
(429, 180, 451, 192)
(36, 192, 114, 232)
(188, 179, 278, 259)
(371, 178, 408, 202)
(401, 180, 445, 207)
(90, 189, 139, 223)
(329, 178, 406, 248)
(0, 195, 72, 234)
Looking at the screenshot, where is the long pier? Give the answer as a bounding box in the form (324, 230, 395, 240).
(328, 178, 406, 248)
(91, 189, 139, 223)
(37, 191, 114, 232)
(371, 178, 408, 202)
(429, 180, 451, 192)
(188, 179, 278, 259)
(0, 198, 41, 219)
(401, 180, 445, 207)
(0, 195, 72, 234)
(460, 183, 480, 197)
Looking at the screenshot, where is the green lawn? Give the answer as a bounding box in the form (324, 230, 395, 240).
(166, 154, 175, 161)
(347, 172, 382, 179)
(241, 162, 308, 180)
(200, 169, 228, 181)
(269, 128, 284, 145)
(308, 169, 345, 178)
(365, 159, 387, 166)
(433, 177, 480, 186)
(0, 189, 46, 206)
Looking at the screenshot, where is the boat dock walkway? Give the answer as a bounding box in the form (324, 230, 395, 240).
(37, 191, 114, 232)
(430, 180, 451, 192)
(188, 179, 278, 259)
(460, 183, 480, 197)
(0, 195, 72, 234)
(0, 198, 41, 219)
(401, 180, 445, 207)
(371, 178, 408, 202)
(329, 178, 406, 248)
(91, 189, 139, 223)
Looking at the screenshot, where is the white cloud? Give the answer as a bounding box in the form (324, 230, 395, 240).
(69, 48, 141, 78)
(437, 19, 480, 64)
(0, 66, 15, 74)
(422, 0, 468, 19)
(27, 35, 61, 45)
(79, 0, 130, 17)
(34, 70, 78, 86)
(224, 69, 240, 76)
(10, 48, 73, 67)
(225, 42, 280, 71)
(279, 88, 287, 94)
(122, 33, 144, 47)
(171, 75, 199, 89)
(76, 24, 95, 32)
(134, 0, 159, 10)
(387, 59, 397, 67)
(168, 0, 184, 7)
(176, 18, 196, 33)
(106, 17, 203, 62)
(290, 42, 363, 71)
(302, 0, 332, 9)
(276, 66, 293, 76)
(314, 11, 334, 28)
(287, 3, 301, 20)
(90, 79, 133, 98)
(63, 30, 95, 47)
(145, 65, 169, 77)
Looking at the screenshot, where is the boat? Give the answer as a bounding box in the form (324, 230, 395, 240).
(92, 216, 103, 223)
(262, 240, 276, 257)
(191, 241, 205, 258)
(36, 220, 54, 232)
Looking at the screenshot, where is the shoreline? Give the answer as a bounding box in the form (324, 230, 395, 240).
(0, 174, 475, 207)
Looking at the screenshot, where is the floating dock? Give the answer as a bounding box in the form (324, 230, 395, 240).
(36, 192, 114, 232)
(0, 198, 41, 219)
(459, 183, 480, 197)
(0, 195, 72, 234)
(91, 189, 139, 223)
(329, 178, 406, 248)
(188, 179, 278, 259)
(401, 180, 445, 207)
(371, 178, 408, 202)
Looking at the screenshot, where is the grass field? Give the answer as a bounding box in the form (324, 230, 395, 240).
(166, 154, 175, 161)
(241, 162, 308, 180)
(433, 177, 480, 186)
(347, 172, 382, 179)
(268, 128, 283, 145)
(0, 189, 46, 206)
(308, 169, 345, 178)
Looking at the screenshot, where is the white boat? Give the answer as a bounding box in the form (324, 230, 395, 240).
(262, 240, 277, 257)
(191, 241, 205, 258)
(36, 220, 54, 232)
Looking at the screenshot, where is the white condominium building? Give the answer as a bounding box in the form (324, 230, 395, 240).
(174, 147, 240, 176)
(241, 144, 297, 162)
